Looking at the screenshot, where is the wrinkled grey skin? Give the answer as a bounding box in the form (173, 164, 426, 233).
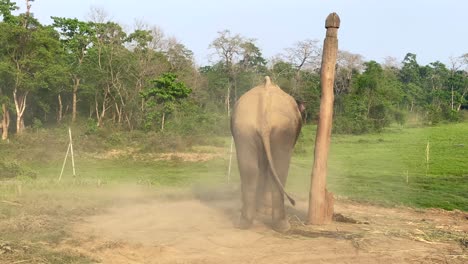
(230, 76, 303, 232)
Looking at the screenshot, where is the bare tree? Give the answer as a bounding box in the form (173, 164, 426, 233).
(283, 39, 321, 94)
(209, 30, 245, 113)
(382, 56, 401, 69)
(149, 26, 166, 51)
(165, 37, 195, 72)
(335, 50, 364, 95)
(448, 55, 468, 111)
(461, 53, 468, 65)
(284, 39, 321, 71)
(209, 30, 244, 70)
(87, 6, 109, 23)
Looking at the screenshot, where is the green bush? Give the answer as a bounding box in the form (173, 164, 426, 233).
(447, 109, 462, 122)
(0, 160, 37, 179)
(164, 101, 230, 136)
(32, 118, 43, 130)
(85, 118, 98, 134)
(393, 109, 407, 125)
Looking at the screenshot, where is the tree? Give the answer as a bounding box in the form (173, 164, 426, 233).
(85, 21, 130, 127)
(0, 83, 10, 140)
(283, 39, 321, 96)
(239, 41, 267, 73)
(0, 0, 63, 134)
(400, 53, 423, 112)
(236, 40, 267, 95)
(334, 60, 403, 134)
(335, 50, 364, 95)
(198, 63, 230, 110)
(165, 37, 194, 74)
(448, 56, 468, 112)
(209, 30, 244, 113)
(0, 0, 18, 139)
(127, 26, 171, 129)
(52, 17, 95, 122)
(141, 73, 191, 131)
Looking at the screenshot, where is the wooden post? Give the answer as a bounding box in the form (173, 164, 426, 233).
(59, 128, 76, 181)
(69, 127, 76, 177)
(227, 136, 234, 183)
(58, 143, 71, 182)
(307, 13, 340, 225)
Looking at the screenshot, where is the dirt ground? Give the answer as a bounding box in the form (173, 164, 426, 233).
(56, 190, 467, 264)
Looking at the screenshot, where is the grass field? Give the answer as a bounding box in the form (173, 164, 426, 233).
(0, 122, 467, 262)
(290, 123, 468, 211)
(2, 122, 467, 210)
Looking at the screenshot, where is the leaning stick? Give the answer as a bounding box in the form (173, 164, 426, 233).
(59, 143, 70, 182)
(69, 127, 76, 177)
(227, 136, 234, 183)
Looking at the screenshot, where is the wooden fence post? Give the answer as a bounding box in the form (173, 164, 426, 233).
(307, 13, 340, 225)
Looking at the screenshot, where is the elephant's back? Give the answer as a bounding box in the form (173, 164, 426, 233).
(231, 88, 265, 132)
(231, 84, 301, 134)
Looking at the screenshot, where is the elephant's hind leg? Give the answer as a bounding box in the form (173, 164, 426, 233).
(256, 152, 272, 216)
(270, 131, 295, 232)
(234, 136, 261, 229)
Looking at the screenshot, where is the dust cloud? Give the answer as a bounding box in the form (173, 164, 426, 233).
(59, 184, 466, 264)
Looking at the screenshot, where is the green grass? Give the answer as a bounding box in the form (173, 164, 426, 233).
(288, 122, 468, 210)
(2, 122, 467, 211)
(1, 122, 467, 211)
(0, 122, 467, 262)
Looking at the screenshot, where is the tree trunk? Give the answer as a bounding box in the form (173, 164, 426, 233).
(95, 90, 109, 127)
(13, 89, 28, 134)
(456, 87, 467, 112)
(115, 103, 123, 124)
(308, 13, 340, 225)
(125, 112, 133, 131)
(293, 71, 301, 95)
(225, 85, 231, 115)
(57, 94, 63, 123)
(72, 77, 80, 123)
(161, 112, 165, 131)
(1, 103, 9, 140)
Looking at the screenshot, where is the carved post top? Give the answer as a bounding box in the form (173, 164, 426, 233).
(325, 13, 340, 29)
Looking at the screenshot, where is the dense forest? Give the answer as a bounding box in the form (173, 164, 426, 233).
(1, 0, 467, 141)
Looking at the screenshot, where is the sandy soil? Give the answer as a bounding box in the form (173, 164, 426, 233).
(62, 192, 467, 264)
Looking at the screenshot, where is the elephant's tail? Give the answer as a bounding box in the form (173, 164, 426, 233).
(261, 132, 296, 206)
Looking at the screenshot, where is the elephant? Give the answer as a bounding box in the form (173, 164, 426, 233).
(230, 76, 304, 232)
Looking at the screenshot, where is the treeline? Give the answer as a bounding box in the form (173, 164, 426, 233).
(0, 0, 467, 140)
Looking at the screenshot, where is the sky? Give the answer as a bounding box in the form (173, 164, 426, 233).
(20, 0, 468, 67)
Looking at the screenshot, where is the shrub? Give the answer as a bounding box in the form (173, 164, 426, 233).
(85, 118, 98, 134)
(0, 160, 37, 179)
(393, 109, 407, 125)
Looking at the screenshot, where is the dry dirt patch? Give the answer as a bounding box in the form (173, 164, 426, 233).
(60, 195, 467, 264)
(94, 148, 225, 162)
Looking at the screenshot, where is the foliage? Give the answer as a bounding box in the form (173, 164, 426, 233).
(0, 3, 466, 141)
(0, 160, 37, 179)
(141, 73, 191, 130)
(333, 60, 404, 134)
(164, 100, 230, 136)
(0, 123, 466, 211)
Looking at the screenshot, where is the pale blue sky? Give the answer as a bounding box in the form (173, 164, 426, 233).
(22, 0, 468, 66)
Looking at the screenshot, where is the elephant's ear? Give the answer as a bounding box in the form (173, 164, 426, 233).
(296, 99, 307, 122)
(296, 99, 306, 114)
